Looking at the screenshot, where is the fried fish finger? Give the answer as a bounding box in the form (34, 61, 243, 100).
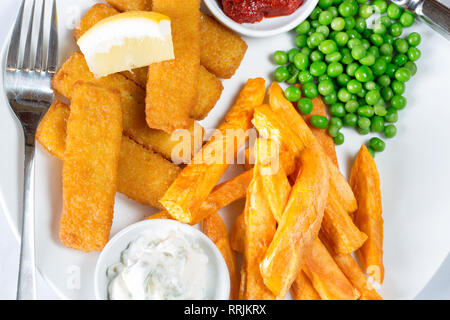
(105, 0, 151, 11)
(60, 82, 122, 252)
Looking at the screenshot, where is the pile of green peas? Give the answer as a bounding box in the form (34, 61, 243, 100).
(272, 0, 421, 156)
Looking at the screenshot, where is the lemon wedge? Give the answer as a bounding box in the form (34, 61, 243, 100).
(77, 11, 174, 78)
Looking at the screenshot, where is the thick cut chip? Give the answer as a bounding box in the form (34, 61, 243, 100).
(350, 145, 384, 284)
(200, 14, 247, 79)
(291, 271, 321, 300)
(146, 0, 200, 133)
(260, 145, 329, 298)
(105, 0, 151, 12)
(230, 210, 245, 253)
(202, 213, 239, 300)
(36, 101, 180, 209)
(60, 82, 122, 252)
(160, 78, 265, 224)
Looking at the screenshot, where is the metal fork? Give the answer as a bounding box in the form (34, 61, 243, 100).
(3, 0, 58, 300)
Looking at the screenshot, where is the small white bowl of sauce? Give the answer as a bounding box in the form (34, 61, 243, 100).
(95, 219, 230, 300)
(204, 0, 319, 38)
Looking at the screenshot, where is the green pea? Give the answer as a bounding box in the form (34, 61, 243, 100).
(319, 10, 333, 25)
(309, 7, 322, 20)
(329, 5, 339, 17)
(273, 66, 290, 82)
(391, 80, 405, 95)
(407, 32, 421, 46)
(319, 39, 338, 54)
(295, 34, 308, 48)
(310, 50, 324, 62)
(318, 0, 334, 9)
(377, 74, 391, 87)
(284, 86, 302, 102)
(358, 127, 370, 135)
(311, 20, 321, 28)
(327, 61, 344, 77)
(347, 38, 361, 50)
(379, 55, 392, 64)
(384, 124, 397, 138)
(310, 61, 327, 76)
(318, 79, 335, 96)
(273, 51, 288, 65)
(394, 38, 409, 54)
(346, 63, 359, 76)
(379, 43, 393, 56)
(331, 17, 345, 31)
(345, 99, 359, 113)
(371, 116, 385, 132)
(370, 33, 384, 46)
(338, 1, 356, 17)
(344, 16, 356, 30)
(323, 91, 338, 105)
(330, 103, 346, 117)
(288, 48, 300, 62)
(346, 79, 361, 94)
(296, 20, 311, 34)
(361, 39, 371, 51)
(355, 65, 373, 82)
(374, 104, 387, 116)
(335, 31, 349, 46)
(404, 61, 417, 76)
(343, 113, 358, 127)
(338, 87, 352, 102)
(369, 137, 386, 152)
(298, 70, 314, 83)
(400, 11, 415, 27)
(385, 63, 398, 78)
(365, 90, 381, 105)
(310, 115, 329, 129)
(354, 17, 367, 33)
(318, 74, 332, 82)
(286, 68, 299, 84)
(333, 132, 345, 145)
(367, 147, 376, 157)
(330, 116, 343, 128)
(359, 4, 373, 18)
(301, 47, 312, 56)
(360, 54, 376, 66)
(358, 116, 371, 129)
(383, 34, 394, 45)
(357, 105, 375, 117)
(391, 95, 407, 109)
(393, 54, 408, 67)
(389, 22, 403, 37)
(373, 0, 388, 13)
(303, 82, 319, 98)
(407, 47, 421, 61)
(328, 125, 340, 137)
(307, 32, 325, 48)
(336, 73, 351, 86)
(316, 25, 330, 37)
(381, 87, 394, 101)
(368, 46, 380, 58)
(365, 81, 379, 91)
(357, 86, 367, 98)
(297, 98, 314, 114)
(385, 108, 398, 122)
(351, 45, 366, 60)
(293, 52, 309, 70)
(395, 67, 411, 82)
(347, 29, 362, 40)
(379, 16, 392, 28)
(387, 3, 403, 20)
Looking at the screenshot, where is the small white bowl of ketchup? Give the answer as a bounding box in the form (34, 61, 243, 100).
(204, 0, 319, 38)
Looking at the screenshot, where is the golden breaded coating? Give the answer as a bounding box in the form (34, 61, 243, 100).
(105, 0, 151, 12)
(194, 65, 224, 120)
(60, 82, 122, 252)
(52, 52, 200, 160)
(146, 0, 201, 133)
(36, 101, 180, 209)
(73, 3, 117, 41)
(36, 101, 69, 158)
(200, 14, 247, 79)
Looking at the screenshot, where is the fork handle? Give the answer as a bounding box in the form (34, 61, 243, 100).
(17, 133, 37, 300)
(404, 0, 450, 40)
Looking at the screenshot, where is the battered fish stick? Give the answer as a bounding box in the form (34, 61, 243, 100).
(350, 145, 384, 284)
(74, 4, 223, 120)
(36, 101, 180, 209)
(105, 0, 151, 11)
(160, 78, 265, 224)
(146, 0, 200, 133)
(260, 145, 329, 298)
(200, 14, 248, 79)
(202, 213, 239, 300)
(52, 52, 200, 160)
(60, 82, 122, 252)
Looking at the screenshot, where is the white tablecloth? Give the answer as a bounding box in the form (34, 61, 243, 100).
(0, 0, 449, 300)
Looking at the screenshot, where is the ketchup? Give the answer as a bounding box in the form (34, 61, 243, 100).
(222, 0, 304, 24)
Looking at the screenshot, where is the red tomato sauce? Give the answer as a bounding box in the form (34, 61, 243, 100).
(222, 0, 304, 24)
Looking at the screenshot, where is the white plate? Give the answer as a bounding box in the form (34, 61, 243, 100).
(1, 0, 450, 300)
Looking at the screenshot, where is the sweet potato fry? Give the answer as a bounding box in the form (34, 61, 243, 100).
(303, 239, 360, 300)
(160, 78, 265, 224)
(52, 52, 200, 160)
(200, 14, 247, 79)
(60, 82, 122, 252)
(202, 213, 239, 300)
(291, 271, 321, 300)
(230, 209, 245, 253)
(105, 0, 151, 11)
(260, 145, 329, 298)
(36, 101, 180, 209)
(146, 0, 200, 133)
(266, 82, 357, 213)
(350, 145, 384, 284)
(241, 178, 276, 300)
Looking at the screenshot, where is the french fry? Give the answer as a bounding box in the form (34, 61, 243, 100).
(36, 101, 180, 209)
(52, 52, 200, 160)
(230, 209, 245, 253)
(267, 82, 357, 213)
(241, 178, 276, 300)
(260, 144, 329, 298)
(73, 4, 223, 120)
(202, 213, 239, 300)
(200, 14, 248, 79)
(146, 0, 200, 133)
(291, 271, 321, 300)
(60, 82, 122, 252)
(303, 239, 360, 300)
(350, 145, 384, 284)
(160, 78, 265, 224)
(105, 0, 151, 11)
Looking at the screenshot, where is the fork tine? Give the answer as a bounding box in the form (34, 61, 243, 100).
(34, 0, 45, 72)
(46, 0, 58, 74)
(22, 0, 36, 71)
(6, 0, 25, 71)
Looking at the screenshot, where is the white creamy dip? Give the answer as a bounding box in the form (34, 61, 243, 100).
(107, 231, 209, 300)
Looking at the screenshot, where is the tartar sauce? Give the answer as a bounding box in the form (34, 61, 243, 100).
(107, 231, 209, 300)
